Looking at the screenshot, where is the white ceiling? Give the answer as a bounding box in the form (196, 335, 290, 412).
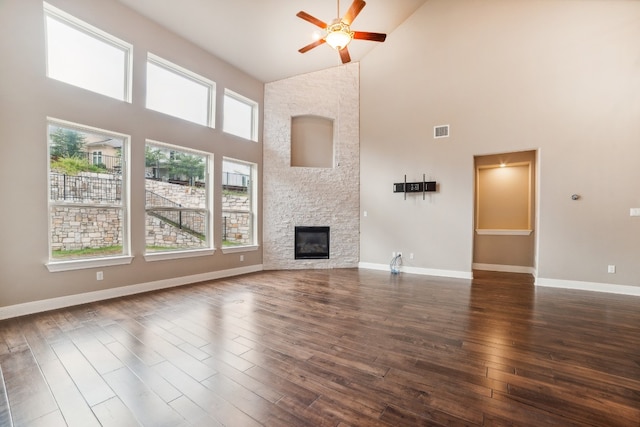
(116, 0, 427, 83)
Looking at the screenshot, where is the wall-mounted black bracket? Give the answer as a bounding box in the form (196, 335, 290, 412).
(393, 174, 437, 200)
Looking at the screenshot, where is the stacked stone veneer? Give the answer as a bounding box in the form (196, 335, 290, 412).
(222, 192, 251, 244)
(51, 174, 251, 251)
(51, 206, 122, 251)
(145, 215, 206, 249)
(263, 63, 360, 269)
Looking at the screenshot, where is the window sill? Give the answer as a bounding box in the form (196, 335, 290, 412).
(144, 248, 216, 262)
(221, 245, 259, 254)
(46, 255, 134, 272)
(475, 229, 532, 236)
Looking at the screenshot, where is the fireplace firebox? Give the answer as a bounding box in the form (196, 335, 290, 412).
(295, 226, 330, 259)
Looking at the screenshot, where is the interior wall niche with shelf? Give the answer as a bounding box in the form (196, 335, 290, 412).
(476, 162, 532, 234)
(473, 150, 537, 271)
(290, 115, 334, 168)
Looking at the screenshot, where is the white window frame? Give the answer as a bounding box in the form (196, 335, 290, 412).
(92, 151, 103, 165)
(223, 89, 259, 142)
(46, 118, 132, 272)
(146, 54, 216, 128)
(221, 157, 259, 253)
(44, 2, 133, 102)
(144, 140, 215, 262)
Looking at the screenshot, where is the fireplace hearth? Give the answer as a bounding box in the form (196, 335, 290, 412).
(295, 226, 330, 259)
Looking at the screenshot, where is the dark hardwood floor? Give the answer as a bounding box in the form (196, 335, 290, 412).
(1, 268, 639, 426)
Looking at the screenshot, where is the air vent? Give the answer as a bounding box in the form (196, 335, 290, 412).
(434, 125, 450, 139)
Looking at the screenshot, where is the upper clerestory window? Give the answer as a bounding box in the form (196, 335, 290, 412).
(223, 89, 259, 142)
(44, 2, 132, 102)
(146, 54, 216, 128)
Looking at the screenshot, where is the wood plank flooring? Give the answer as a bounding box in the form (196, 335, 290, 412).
(0, 268, 639, 426)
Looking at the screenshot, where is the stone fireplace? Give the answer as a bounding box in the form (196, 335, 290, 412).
(263, 63, 360, 269)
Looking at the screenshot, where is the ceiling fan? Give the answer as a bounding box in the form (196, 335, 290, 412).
(296, 0, 387, 64)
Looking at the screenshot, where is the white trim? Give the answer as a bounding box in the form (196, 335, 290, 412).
(221, 245, 259, 254)
(536, 277, 640, 297)
(46, 255, 134, 272)
(144, 249, 215, 262)
(0, 265, 264, 320)
(473, 263, 536, 275)
(475, 229, 532, 236)
(359, 262, 473, 280)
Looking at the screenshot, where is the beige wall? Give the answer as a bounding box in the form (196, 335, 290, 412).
(360, 0, 640, 288)
(0, 0, 263, 309)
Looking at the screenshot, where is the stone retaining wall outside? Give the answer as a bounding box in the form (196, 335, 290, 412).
(50, 173, 251, 251)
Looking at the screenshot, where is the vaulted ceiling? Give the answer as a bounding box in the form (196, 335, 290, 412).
(116, 0, 427, 82)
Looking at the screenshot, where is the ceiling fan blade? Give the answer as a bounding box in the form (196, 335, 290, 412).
(353, 31, 387, 42)
(298, 38, 326, 54)
(343, 0, 366, 25)
(296, 11, 327, 29)
(339, 47, 351, 64)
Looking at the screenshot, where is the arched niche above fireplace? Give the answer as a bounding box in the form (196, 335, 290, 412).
(290, 115, 334, 168)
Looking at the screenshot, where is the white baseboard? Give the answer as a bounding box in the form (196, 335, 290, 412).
(358, 262, 473, 280)
(360, 263, 640, 297)
(0, 265, 263, 320)
(535, 277, 640, 297)
(472, 263, 536, 275)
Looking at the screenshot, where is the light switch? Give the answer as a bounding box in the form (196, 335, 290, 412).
(630, 208, 640, 217)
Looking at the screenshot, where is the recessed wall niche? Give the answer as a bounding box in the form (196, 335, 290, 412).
(290, 115, 334, 168)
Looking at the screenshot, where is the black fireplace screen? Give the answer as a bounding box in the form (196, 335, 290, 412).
(295, 226, 330, 259)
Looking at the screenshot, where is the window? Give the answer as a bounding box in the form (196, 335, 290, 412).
(92, 151, 103, 165)
(222, 158, 257, 249)
(47, 120, 130, 269)
(44, 3, 132, 101)
(146, 54, 215, 127)
(145, 141, 212, 256)
(223, 89, 259, 141)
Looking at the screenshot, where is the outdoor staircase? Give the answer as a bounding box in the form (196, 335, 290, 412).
(146, 190, 205, 240)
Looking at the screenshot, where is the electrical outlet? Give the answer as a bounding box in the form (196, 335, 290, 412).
(410, 253, 414, 260)
(392, 252, 396, 257)
(397, 252, 402, 257)
(240, 255, 244, 262)
(608, 265, 616, 274)
(96, 271, 103, 280)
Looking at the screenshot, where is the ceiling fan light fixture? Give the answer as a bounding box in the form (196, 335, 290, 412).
(325, 21, 353, 50)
